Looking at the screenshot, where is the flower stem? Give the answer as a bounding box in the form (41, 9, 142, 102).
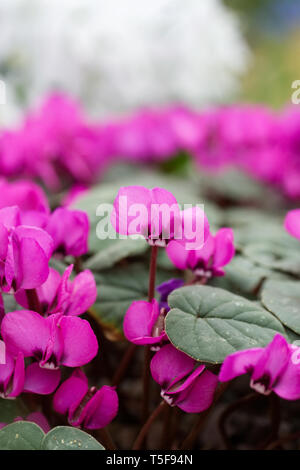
(160, 403, 172, 449)
(218, 392, 259, 449)
(180, 382, 229, 450)
(148, 245, 158, 302)
(258, 393, 281, 449)
(96, 428, 117, 450)
(142, 245, 158, 425)
(112, 343, 137, 387)
(266, 430, 300, 450)
(133, 400, 168, 450)
(25, 289, 41, 314)
(74, 256, 83, 274)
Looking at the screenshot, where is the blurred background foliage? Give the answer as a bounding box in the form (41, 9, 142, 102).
(225, 0, 300, 108)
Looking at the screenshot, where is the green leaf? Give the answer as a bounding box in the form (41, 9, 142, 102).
(92, 263, 171, 334)
(165, 285, 285, 363)
(84, 237, 148, 271)
(261, 280, 300, 334)
(0, 421, 44, 450)
(211, 256, 291, 297)
(243, 241, 300, 275)
(41, 426, 104, 450)
(198, 169, 279, 205)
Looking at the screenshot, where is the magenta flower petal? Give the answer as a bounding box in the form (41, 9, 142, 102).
(84, 386, 119, 430)
(0, 181, 50, 214)
(14, 226, 53, 259)
(56, 267, 97, 316)
(213, 228, 235, 268)
(123, 299, 165, 345)
(0, 206, 20, 229)
(0, 223, 8, 261)
(219, 348, 263, 383)
(10, 352, 25, 397)
(23, 362, 61, 395)
(166, 240, 190, 270)
(273, 351, 300, 400)
(53, 374, 88, 419)
(150, 187, 180, 239)
(111, 185, 180, 244)
(251, 334, 290, 387)
(12, 237, 50, 290)
(174, 369, 218, 413)
(59, 316, 98, 367)
(0, 343, 15, 388)
(1, 310, 50, 358)
(46, 208, 89, 257)
(0, 340, 5, 364)
(284, 209, 300, 240)
(219, 334, 300, 399)
(179, 206, 210, 250)
(111, 186, 151, 236)
(151, 344, 195, 387)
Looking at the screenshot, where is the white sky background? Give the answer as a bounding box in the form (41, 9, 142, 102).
(0, 0, 250, 123)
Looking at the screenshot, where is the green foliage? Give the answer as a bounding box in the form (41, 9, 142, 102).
(0, 422, 104, 450)
(165, 285, 285, 363)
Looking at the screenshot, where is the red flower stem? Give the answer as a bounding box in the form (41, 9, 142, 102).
(111, 343, 137, 387)
(160, 403, 172, 449)
(74, 256, 83, 274)
(218, 391, 259, 450)
(133, 400, 168, 450)
(148, 245, 158, 302)
(266, 430, 300, 450)
(96, 428, 117, 450)
(25, 289, 41, 314)
(180, 382, 229, 450)
(258, 393, 281, 449)
(142, 245, 158, 425)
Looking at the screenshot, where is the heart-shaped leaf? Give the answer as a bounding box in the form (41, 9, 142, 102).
(41, 426, 104, 450)
(165, 285, 285, 363)
(0, 421, 44, 450)
(261, 280, 300, 334)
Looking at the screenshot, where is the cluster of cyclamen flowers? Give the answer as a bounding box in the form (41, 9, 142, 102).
(112, 185, 300, 416)
(0, 179, 118, 431)
(1, 94, 300, 198)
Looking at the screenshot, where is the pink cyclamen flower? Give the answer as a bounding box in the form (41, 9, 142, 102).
(123, 299, 167, 346)
(15, 265, 97, 316)
(167, 227, 234, 278)
(0, 341, 60, 399)
(53, 369, 118, 430)
(1, 310, 98, 369)
(0, 206, 53, 293)
(46, 207, 89, 257)
(111, 186, 181, 247)
(151, 344, 218, 413)
(219, 334, 300, 400)
(284, 209, 300, 240)
(0, 180, 50, 215)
